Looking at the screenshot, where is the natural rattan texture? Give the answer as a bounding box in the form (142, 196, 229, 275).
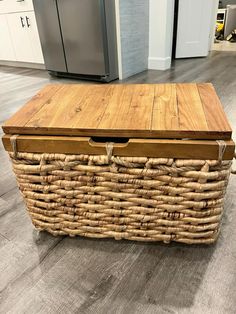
(9, 152, 232, 244)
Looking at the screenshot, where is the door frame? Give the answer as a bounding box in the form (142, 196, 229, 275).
(209, 0, 220, 51)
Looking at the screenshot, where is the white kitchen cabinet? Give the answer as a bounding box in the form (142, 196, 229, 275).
(7, 12, 34, 62)
(26, 12, 44, 63)
(6, 11, 44, 63)
(0, 14, 16, 61)
(0, 0, 44, 65)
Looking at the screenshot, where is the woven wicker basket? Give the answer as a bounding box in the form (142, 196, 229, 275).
(9, 152, 233, 244)
(2, 83, 235, 244)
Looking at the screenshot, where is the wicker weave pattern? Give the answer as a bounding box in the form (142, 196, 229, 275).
(9, 152, 232, 244)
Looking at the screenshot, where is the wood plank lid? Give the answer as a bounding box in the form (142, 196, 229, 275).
(2, 83, 232, 140)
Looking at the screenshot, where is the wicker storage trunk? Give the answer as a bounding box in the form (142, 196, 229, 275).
(2, 83, 235, 244)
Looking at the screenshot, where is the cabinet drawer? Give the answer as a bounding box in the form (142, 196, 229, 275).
(0, 0, 12, 14)
(12, 0, 34, 13)
(0, 0, 33, 14)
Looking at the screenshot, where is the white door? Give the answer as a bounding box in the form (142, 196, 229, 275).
(7, 12, 34, 62)
(0, 14, 16, 61)
(25, 12, 44, 63)
(176, 0, 214, 58)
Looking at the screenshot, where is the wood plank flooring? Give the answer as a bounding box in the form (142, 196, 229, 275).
(0, 51, 236, 314)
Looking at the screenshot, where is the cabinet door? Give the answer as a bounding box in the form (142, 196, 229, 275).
(0, 14, 16, 60)
(7, 12, 34, 62)
(25, 12, 44, 63)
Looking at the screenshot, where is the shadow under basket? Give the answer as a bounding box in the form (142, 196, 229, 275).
(2, 83, 235, 244)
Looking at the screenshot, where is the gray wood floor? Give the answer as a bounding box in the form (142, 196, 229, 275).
(0, 51, 236, 314)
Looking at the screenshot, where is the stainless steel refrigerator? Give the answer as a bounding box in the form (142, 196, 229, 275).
(33, 0, 118, 82)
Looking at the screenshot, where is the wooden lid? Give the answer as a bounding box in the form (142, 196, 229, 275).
(2, 83, 232, 140)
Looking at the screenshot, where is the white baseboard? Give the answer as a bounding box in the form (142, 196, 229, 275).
(0, 60, 45, 70)
(148, 57, 172, 70)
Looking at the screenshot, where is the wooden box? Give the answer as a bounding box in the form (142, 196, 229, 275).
(2, 83, 235, 244)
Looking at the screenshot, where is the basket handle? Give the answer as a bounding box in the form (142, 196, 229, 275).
(231, 152, 236, 175)
(88, 137, 129, 148)
(88, 138, 130, 162)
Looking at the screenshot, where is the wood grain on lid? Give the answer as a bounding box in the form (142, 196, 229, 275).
(2, 83, 232, 140)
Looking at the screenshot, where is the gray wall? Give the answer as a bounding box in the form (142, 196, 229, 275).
(119, 0, 149, 79)
(221, 0, 236, 7)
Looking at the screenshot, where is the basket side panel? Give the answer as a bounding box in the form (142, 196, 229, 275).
(9, 152, 232, 244)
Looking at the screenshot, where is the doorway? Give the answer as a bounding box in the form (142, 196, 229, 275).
(172, 0, 236, 59)
(212, 0, 236, 52)
(172, 0, 218, 59)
